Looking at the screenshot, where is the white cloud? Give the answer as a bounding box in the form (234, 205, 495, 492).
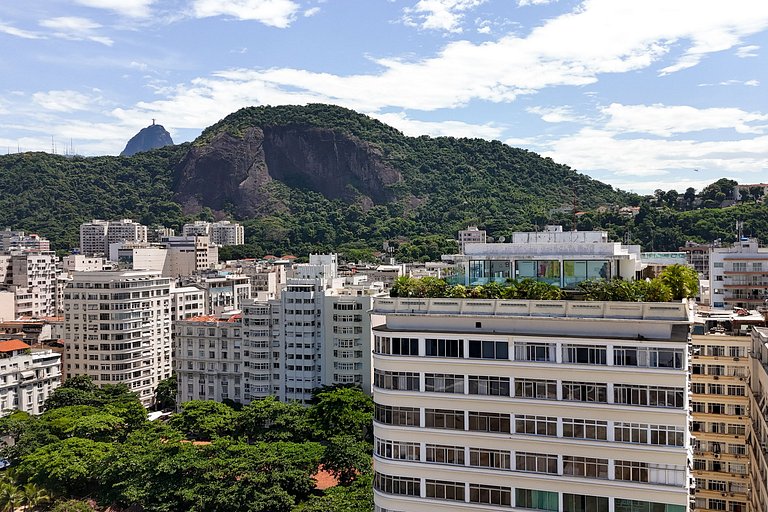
(403, 0, 488, 33)
(736, 44, 759, 57)
(745, 79, 760, 86)
(73, 0, 155, 18)
(372, 111, 504, 139)
(39, 17, 113, 46)
(527, 105, 582, 123)
(304, 7, 320, 17)
(191, 0, 300, 28)
(528, 127, 768, 190)
(698, 79, 761, 87)
(32, 90, 97, 112)
(603, 103, 768, 136)
(518, 0, 558, 6)
(0, 22, 43, 39)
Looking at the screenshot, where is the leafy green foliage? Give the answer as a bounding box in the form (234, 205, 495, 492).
(154, 374, 177, 411)
(390, 276, 564, 300)
(658, 264, 699, 300)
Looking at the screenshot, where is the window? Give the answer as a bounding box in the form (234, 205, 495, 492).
(469, 484, 511, 507)
(614, 346, 683, 369)
(563, 494, 609, 512)
(614, 460, 648, 482)
(614, 385, 684, 408)
(425, 409, 464, 430)
(562, 344, 606, 365)
(374, 336, 418, 356)
(563, 456, 608, 479)
(614, 500, 685, 512)
(562, 418, 607, 440)
(514, 342, 555, 362)
(374, 473, 419, 496)
(515, 378, 557, 400)
(426, 444, 464, 465)
(515, 489, 558, 511)
(425, 374, 464, 394)
(516, 452, 557, 474)
(562, 381, 607, 402)
(469, 375, 510, 396)
(615, 422, 649, 444)
(515, 415, 557, 436)
(469, 448, 510, 469)
(425, 338, 464, 358)
(468, 411, 510, 433)
(375, 438, 420, 461)
(650, 425, 685, 446)
(375, 405, 419, 426)
(468, 340, 508, 360)
(426, 480, 464, 502)
(373, 370, 419, 391)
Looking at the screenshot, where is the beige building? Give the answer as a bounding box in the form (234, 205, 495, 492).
(62, 271, 172, 406)
(0, 339, 61, 416)
(175, 313, 243, 403)
(182, 221, 244, 246)
(162, 236, 218, 277)
(0, 251, 58, 318)
(372, 297, 692, 512)
(749, 327, 768, 512)
(690, 334, 750, 512)
(458, 226, 487, 254)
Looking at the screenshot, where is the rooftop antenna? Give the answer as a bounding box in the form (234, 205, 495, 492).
(152, 118, 155, 126)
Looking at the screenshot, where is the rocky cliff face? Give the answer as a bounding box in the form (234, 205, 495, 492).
(173, 125, 402, 217)
(120, 124, 174, 156)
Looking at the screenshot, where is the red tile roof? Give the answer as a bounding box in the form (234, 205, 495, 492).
(312, 466, 339, 490)
(0, 339, 31, 352)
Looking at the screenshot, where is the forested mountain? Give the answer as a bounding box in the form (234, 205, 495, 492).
(0, 104, 765, 259)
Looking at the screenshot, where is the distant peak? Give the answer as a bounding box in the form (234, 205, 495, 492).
(120, 123, 174, 156)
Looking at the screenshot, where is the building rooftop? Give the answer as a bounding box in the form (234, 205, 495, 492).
(0, 339, 31, 352)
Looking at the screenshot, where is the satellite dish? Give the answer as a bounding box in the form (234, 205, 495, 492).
(498, 236, 506, 243)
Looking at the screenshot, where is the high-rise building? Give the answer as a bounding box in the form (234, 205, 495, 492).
(210, 221, 244, 246)
(0, 339, 61, 416)
(161, 236, 218, 277)
(79, 219, 148, 256)
(457, 226, 486, 254)
(708, 238, 768, 309)
(182, 221, 212, 238)
(1, 229, 51, 252)
(690, 334, 750, 512)
(62, 271, 172, 406)
(0, 251, 58, 318)
(174, 313, 243, 403)
(748, 327, 768, 512)
(372, 297, 692, 512)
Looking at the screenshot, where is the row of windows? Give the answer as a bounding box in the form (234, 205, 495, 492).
(373, 407, 684, 446)
(374, 374, 684, 408)
(374, 439, 684, 485)
(375, 336, 684, 369)
(373, 473, 685, 511)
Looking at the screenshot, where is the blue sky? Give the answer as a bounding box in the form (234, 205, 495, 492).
(1, 0, 766, 194)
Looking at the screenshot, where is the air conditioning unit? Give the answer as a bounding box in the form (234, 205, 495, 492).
(714, 376, 720, 380)
(734, 357, 740, 361)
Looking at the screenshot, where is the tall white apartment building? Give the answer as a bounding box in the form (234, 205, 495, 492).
(372, 297, 692, 512)
(211, 221, 244, 246)
(79, 219, 148, 256)
(182, 221, 212, 238)
(708, 238, 768, 309)
(62, 271, 172, 406)
(1, 230, 51, 252)
(182, 221, 244, 246)
(0, 339, 61, 416)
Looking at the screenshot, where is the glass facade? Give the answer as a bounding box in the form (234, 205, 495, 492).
(468, 259, 611, 288)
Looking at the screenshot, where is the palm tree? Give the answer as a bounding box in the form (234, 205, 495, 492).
(659, 264, 699, 300)
(21, 483, 51, 511)
(0, 481, 21, 512)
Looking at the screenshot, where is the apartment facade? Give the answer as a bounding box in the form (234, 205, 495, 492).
(0, 251, 58, 318)
(749, 327, 768, 512)
(79, 219, 148, 256)
(709, 238, 768, 309)
(0, 339, 61, 416)
(372, 297, 692, 512)
(690, 334, 750, 512)
(182, 221, 244, 246)
(175, 314, 243, 403)
(62, 271, 172, 406)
